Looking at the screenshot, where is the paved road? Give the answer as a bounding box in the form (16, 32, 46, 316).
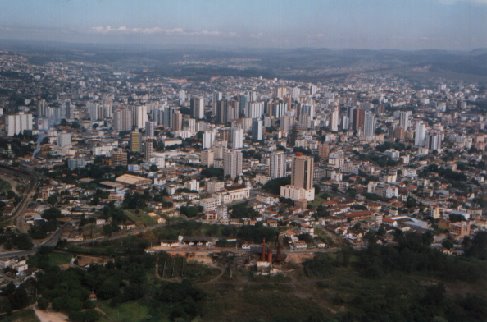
(0, 165, 40, 233)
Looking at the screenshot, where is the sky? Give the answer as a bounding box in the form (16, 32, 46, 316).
(0, 0, 486, 50)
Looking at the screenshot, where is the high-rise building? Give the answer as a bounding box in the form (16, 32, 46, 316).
(87, 102, 102, 121)
(280, 115, 294, 133)
(342, 115, 350, 131)
(238, 94, 249, 117)
(230, 127, 244, 149)
(130, 130, 141, 153)
(6, 113, 33, 136)
(57, 132, 72, 148)
(185, 118, 196, 133)
(280, 153, 315, 201)
(247, 101, 265, 118)
(224, 149, 243, 179)
(215, 99, 227, 124)
(203, 130, 215, 150)
(318, 143, 330, 159)
(415, 121, 426, 146)
(352, 107, 365, 132)
(145, 139, 154, 162)
(270, 151, 286, 179)
(364, 111, 376, 139)
(201, 149, 215, 167)
(145, 121, 155, 138)
(172, 111, 183, 131)
(65, 100, 74, 119)
(226, 100, 239, 123)
(190, 96, 204, 119)
(399, 111, 411, 130)
(427, 131, 443, 152)
(252, 118, 263, 141)
(113, 108, 133, 132)
(133, 105, 148, 129)
(330, 104, 339, 132)
(212, 92, 222, 117)
(291, 154, 314, 190)
(111, 149, 127, 166)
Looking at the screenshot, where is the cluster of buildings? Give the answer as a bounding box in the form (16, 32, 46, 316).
(0, 50, 486, 255)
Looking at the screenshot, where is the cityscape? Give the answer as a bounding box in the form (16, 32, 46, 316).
(0, 1, 487, 322)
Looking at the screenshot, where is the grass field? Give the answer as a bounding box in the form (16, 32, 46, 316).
(98, 301, 155, 322)
(125, 210, 157, 226)
(46, 252, 72, 266)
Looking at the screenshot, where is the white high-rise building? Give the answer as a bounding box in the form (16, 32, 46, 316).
(270, 151, 286, 179)
(230, 127, 244, 149)
(224, 149, 243, 179)
(247, 101, 265, 118)
(87, 102, 102, 121)
(330, 104, 339, 132)
(145, 121, 155, 138)
(427, 131, 443, 152)
(364, 111, 376, 139)
(113, 108, 133, 132)
(203, 130, 215, 150)
(399, 111, 411, 130)
(252, 118, 263, 141)
(415, 121, 426, 146)
(133, 105, 148, 129)
(190, 96, 204, 119)
(6, 113, 33, 136)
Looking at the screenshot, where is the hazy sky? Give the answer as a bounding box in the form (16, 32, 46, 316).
(0, 0, 486, 49)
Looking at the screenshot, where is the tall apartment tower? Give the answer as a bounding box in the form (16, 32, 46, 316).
(113, 108, 133, 132)
(133, 105, 148, 129)
(190, 96, 204, 119)
(270, 151, 286, 179)
(145, 139, 154, 162)
(399, 111, 411, 130)
(364, 111, 376, 139)
(352, 107, 365, 132)
(172, 111, 183, 131)
(330, 104, 339, 132)
(145, 121, 155, 138)
(224, 149, 243, 179)
(291, 153, 314, 190)
(130, 130, 141, 153)
(203, 130, 215, 150)
(252, 118, 263, 141)
(230, 127, 244, 149)
(415, 121, 426, 146)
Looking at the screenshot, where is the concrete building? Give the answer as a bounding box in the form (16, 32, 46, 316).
(270, 150, 286, 179)
(130, 130, 141, 153)
(224, 149, 243, 179)
(190, 96, 204, 119)
(6, 113, 33, 136)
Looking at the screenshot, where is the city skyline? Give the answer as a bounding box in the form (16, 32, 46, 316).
(0, 0, 486, 49)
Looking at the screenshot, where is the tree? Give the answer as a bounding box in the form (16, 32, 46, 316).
(8, 285, 29, 310)
(230, 202, 259, 219)
(37, 296, 49, 310)
(47, 195, 58, 206)
(263, 177, 291, 195)
(406, 196, 417, 208)
(466, 231, 487, 260)
(0, 296, 12, 315)
(42, 207, 62, 220)
(180, 205, 203, 218)
(12, 233, 33, 250)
